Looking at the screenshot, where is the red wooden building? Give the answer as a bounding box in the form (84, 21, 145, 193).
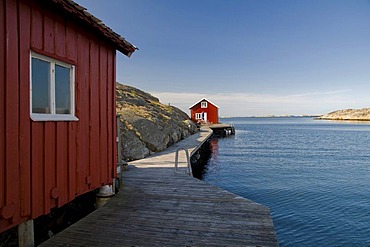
(189, 98, 219, 124)
(0, 0, 136, 234)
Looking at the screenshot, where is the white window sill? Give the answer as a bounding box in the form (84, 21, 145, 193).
(31, 114, 79, 122)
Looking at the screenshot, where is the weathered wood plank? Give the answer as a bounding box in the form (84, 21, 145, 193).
(56, 122, 68, 206)
(67, 122, 77, 201)
(89, 39, 100, 189)
(0, 0, 5, 213)
(44, 122, 56, 212)
(41, 128, 278, 246)
(5, 0, 20, 222)
(31, 123, 44, 218)
(76, 31, 89, 194)
(19, 0, 32, 217)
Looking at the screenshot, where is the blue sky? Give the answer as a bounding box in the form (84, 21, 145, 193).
(76, 0, 370, 116)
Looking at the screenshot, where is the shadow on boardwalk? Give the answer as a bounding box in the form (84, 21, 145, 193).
(41, 128, 278, 246)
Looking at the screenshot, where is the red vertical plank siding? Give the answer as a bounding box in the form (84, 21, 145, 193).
(190, 101, 219, 124)
(30, 0, 45, 220)
(89, 40, 100, 189)
(112, 51, 117, 179)
(31, 123, 44, 218)
(99, 45, 108, 183)
(0, 0, 6, 215)
(106, 50, 114, 181)
(5, 0, 20, 223)
(18, 0, 31, 217)
(1, 0, 124, 233)
(54, 14, 69, 207)
(76, 32, 90, 194)
(66, 22, 78, 199)
(43, 13, 55, 54)
(65, 20, 77, 62)
(30, 2, 42, 50)
(56, 123, 68, 206)
(67, 123, 77, 201)
(54, 15, 66, 58)
(206, 104, 218, 124)
(44, 123, 57, 213)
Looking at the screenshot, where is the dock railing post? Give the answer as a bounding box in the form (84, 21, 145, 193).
(174, 147, 192, 176)
(116, 115, 124, 189)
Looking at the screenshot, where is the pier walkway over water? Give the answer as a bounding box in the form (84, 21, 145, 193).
(42, 128, 278, 246)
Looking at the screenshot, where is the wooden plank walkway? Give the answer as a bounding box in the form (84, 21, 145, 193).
(209, 123, 235, 136)
(41, 128, 278, 246)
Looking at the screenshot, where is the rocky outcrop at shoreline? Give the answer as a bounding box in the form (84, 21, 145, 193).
(116, 83, 198, 161)
(317, 108, 370, 121)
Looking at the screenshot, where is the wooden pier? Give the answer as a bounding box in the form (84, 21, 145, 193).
(41, 128, 277, 246)
(209, 123, 236, 136)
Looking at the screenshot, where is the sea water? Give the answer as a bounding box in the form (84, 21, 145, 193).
(202, 117, 370, 246)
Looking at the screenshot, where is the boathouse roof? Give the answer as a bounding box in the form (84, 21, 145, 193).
(48, 0, 137, 57)
(189, 98, 219, 109)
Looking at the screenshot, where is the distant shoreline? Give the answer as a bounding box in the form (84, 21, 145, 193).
(315, 117, 370, 121)
(315, 108, 370, 122)
(221, 115, 321, 119)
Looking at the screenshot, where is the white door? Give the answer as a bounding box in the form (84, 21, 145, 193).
(202, 112, 207, 122)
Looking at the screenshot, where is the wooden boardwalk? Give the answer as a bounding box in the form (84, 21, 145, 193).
(41, 128, 278, 246)
(209, 123, 236, 136)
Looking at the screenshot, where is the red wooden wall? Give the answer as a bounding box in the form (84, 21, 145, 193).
(0, 0, 117, 232)
(190, 100, 219, 124)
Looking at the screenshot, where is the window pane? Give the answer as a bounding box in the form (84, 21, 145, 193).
(32, 58, 50, 113)
(55, 65, 71, 114)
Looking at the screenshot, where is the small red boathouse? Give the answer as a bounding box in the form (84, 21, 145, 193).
(189, 98, 219, 124)
(0, 0, 136, 235)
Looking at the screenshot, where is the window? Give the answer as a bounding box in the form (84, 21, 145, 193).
(30, 52, 78, 121)
(195, 113, 203, 120)
(201, 101, 207, 108)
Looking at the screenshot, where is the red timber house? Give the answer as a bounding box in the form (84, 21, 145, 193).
(189, 98, 219, 125)
(0, 0, 136, 238)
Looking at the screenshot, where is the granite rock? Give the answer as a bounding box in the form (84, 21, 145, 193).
(116, 83, 198, 161)
(317, 108, 370, 121)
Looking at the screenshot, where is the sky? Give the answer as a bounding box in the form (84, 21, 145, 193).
(76, 0, 370, 116)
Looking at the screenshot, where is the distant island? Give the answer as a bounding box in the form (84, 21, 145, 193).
(316, 108, 370, 121)
(221, 115, 321, 118)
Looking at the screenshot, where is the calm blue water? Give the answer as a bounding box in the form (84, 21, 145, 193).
(202, 117, 370, 246)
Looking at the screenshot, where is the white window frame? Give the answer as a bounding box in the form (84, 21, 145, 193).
(201, 101, 207, 108)
(30, 52, 78, 121)
(195, 113, 203, 120)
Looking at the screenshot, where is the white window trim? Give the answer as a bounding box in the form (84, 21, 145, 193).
(201, 101, 207, 108)
(30, 52, 78, 121)
(195, 113, 203, 120)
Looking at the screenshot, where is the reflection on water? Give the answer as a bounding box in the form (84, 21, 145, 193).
(201, 117, 370, 246)
(209, 138, 219, 161)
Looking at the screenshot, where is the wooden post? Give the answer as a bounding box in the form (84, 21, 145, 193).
(116, 115, 123, 189)
(116, 115, 122, 166)
(18, 220, 34, 247)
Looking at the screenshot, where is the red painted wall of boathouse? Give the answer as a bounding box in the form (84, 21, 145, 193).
(189, 99, 219, 124)
(0, 0, 122, 232)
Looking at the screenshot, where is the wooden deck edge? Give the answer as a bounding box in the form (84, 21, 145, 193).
(189, 127, 213, 156)
(40, 126, 278, 246)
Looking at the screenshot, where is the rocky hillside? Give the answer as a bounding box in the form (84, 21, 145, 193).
(317, 108, 370, 121)
(116, 83, 198, 161)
